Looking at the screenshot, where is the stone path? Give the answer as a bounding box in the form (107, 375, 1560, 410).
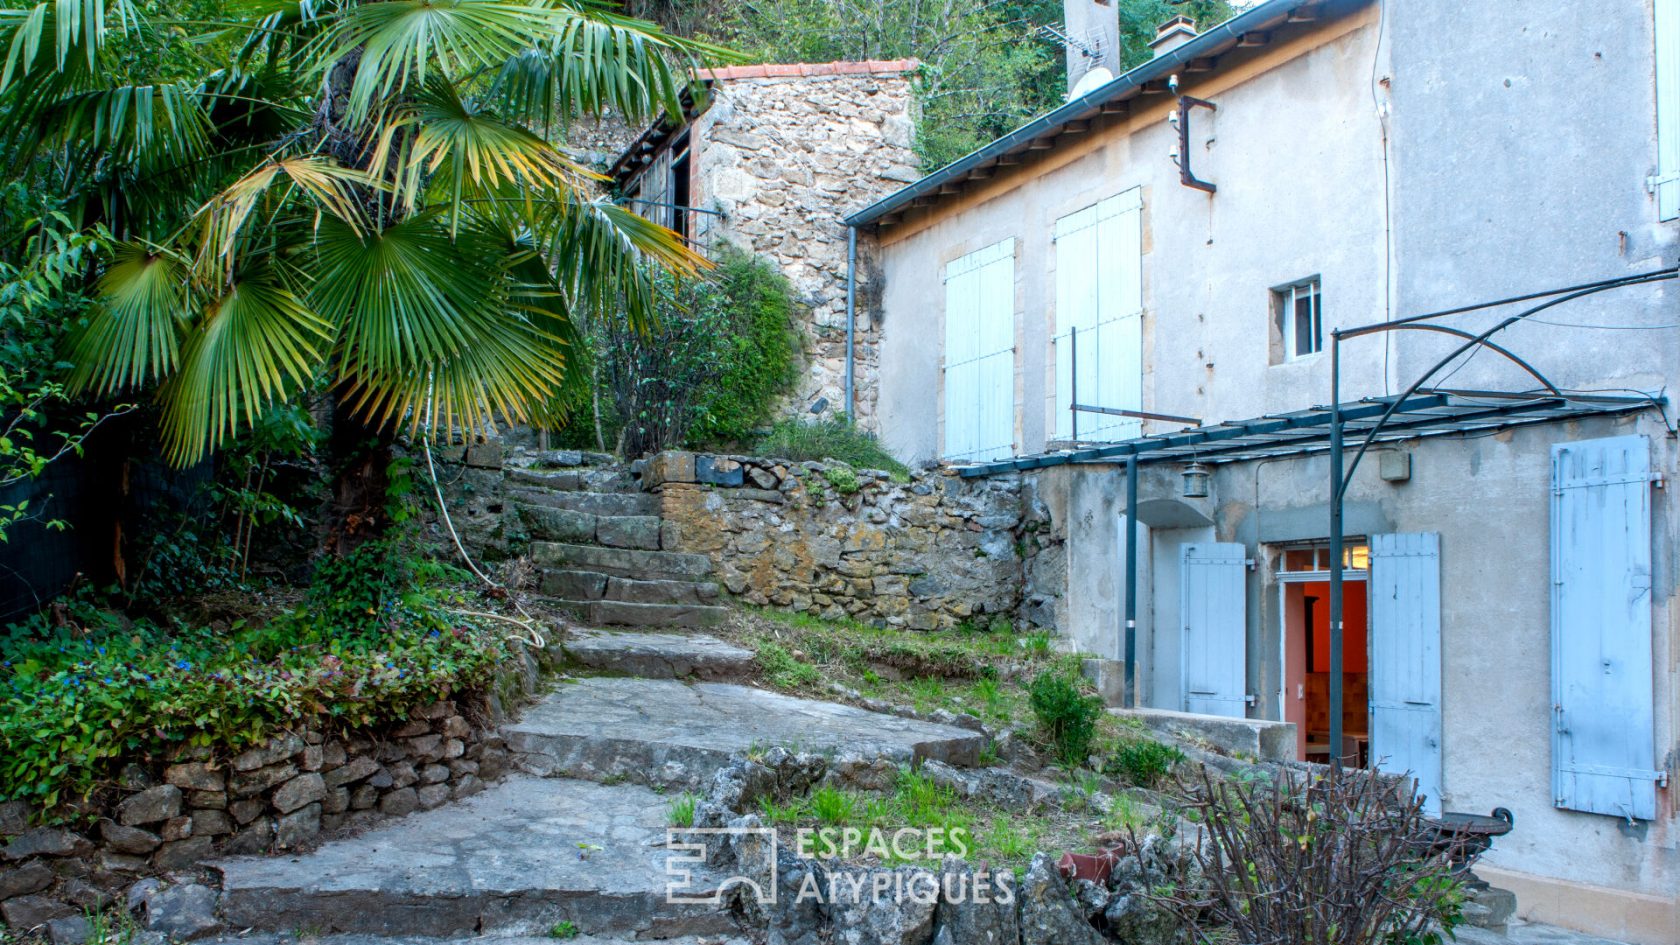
(217, 776, 735, 940)
(1457, 923, 1633, 945)
(505, 676, 985, 790)
(206, 633, 985, 940)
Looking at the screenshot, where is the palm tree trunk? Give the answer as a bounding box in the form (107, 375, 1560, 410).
(325, 397, 393, 557)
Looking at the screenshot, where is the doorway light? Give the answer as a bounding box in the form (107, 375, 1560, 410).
(1181, 461, 1210, 498)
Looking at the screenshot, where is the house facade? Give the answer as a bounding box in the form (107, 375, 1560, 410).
(609, 61, 920, 430)
(849, 1, 1680, 941)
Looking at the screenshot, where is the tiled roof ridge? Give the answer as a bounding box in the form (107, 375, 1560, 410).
(698, 59, 920, 81)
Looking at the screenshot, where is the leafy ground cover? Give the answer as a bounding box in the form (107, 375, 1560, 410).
(0, 559, 514, 814)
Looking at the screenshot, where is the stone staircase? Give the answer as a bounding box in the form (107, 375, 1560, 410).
(506, 458, 728, 629)
(207, 632, 985, 943)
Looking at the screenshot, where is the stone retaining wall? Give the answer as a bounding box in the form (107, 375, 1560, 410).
(0, 634, 553, 936)
(645, 451, 1043, 630)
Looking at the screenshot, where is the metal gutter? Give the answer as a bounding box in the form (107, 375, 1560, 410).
(843, 0, 1330, 227)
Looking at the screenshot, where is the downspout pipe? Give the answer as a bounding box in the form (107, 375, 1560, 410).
(845, 225, 858, 423)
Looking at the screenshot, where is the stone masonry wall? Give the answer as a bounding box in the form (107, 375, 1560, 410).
(0, 637, 553, 938)
(690, 63, 922, 431)
(645, 451, 1034, 630)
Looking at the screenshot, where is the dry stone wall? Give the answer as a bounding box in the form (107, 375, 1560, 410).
(689, 64, 921, 430)
(645, 451, 1035, 630)
(0, 638, 552, 937)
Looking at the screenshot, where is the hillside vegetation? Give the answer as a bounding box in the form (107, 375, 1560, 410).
(625, 0, 1237, 167)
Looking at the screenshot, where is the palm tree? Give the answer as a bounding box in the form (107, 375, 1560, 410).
(0, 0, 723, 550)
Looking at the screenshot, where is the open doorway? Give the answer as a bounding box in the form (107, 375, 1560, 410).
(1278, 542, 1370, 764)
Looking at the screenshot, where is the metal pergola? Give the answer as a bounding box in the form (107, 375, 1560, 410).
(953, 265, 1677, 720)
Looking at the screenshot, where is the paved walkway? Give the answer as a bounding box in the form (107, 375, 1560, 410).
(1457, 921, 1634, 945)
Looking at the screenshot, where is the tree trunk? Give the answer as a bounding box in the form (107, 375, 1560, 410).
(324, 396, 393, 557)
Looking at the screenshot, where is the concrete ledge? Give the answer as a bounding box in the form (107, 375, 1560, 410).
(1111, 707, 1296, 763)
(1474, 864, 1677, 945)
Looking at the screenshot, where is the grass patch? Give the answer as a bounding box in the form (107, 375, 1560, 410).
(755, 418, 909, 480)
(1104, 737, 1186, 789)
(667, 793, 699, 828)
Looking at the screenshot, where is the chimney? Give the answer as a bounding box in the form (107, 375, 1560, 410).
(1149, 15, 1198, 58)
(1062, 0, 1121, 99)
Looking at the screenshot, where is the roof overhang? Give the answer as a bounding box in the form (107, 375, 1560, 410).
(953, 389, 1665, 478)
(844, 0, 1369, 229)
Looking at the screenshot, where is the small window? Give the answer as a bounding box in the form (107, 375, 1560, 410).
(1277, 541, 1368, 573)
(1274, 278, 1323, 361)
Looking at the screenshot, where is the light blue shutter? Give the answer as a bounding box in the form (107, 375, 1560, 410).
(1181, 542, 1247, 718)
(1657, 0, 1678, 220)
(1551, 435, 1658, 820)
(942, 240, 1015, 461)
(1369, 533, 1444, 815)
(1054, 189, 1143, 441)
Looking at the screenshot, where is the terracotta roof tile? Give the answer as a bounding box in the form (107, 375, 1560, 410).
(699, 59, 919, 81)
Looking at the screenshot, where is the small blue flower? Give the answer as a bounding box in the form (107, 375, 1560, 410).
(176, 660, 192, 671)
(96, 647, 105, 656)
(103, 677, 114, 685)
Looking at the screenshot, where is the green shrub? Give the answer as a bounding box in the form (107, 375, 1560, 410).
(755, 418, 908, 479)
(1105, 738, 1185, 788)
(1027, 670, 1104, 768)
(687, 247, 804, 445)
(568, 246, 802, 455)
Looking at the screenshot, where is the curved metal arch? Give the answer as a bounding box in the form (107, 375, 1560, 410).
(1384, 323, 1562, 396)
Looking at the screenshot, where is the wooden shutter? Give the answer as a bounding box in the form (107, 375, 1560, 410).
(1369, 533, 1444, 815)
(1180, 542, 1247, 718)
(1658, 0, 1679, 220)
(942, 240, 1015, 461)
(1054, 189, 1143, 442)
(1551, 435, 1659, 820)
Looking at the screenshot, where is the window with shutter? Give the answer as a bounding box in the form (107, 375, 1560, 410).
(942, 239, 1016, 461)
(1550, 435, 1659, 820)
(1054, 189, 1144, 442)
(1657, 0, 1678, 220)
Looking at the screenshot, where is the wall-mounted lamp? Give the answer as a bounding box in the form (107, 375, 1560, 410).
(1181, 461, 1211, 498)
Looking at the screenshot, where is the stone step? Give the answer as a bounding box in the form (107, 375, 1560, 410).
(508, 486, 662, 518)
(203, 928, 749, 934)
(507, 677, 986, 791)
(563, 628, 756, 679)
(517, 504, 664, 549)
(548, 598, 730, 629)
(213, 777, 737, 940)
(507, 466, 638, 493)
(541, 569, 721, 606)
(531, 542, 712, 581)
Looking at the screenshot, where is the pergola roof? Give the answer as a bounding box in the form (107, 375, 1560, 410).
(954, 389, 1664, 478)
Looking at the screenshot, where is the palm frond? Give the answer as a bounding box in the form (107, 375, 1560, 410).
(370, 80, 592, 231)
(159, 261, 330, 464)
(491, 3, 732, 127)
(310, 215, 572, 433)
(63, 243, 188, 395)
(31, 81, 212, 164)
(545, 193, 704, 330)
(192, 155, 377, 269)
(0, 0, 137, 93)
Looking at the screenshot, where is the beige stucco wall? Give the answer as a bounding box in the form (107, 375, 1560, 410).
(875, 5, 1389, 466)
(866, 0, 1680, 937)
